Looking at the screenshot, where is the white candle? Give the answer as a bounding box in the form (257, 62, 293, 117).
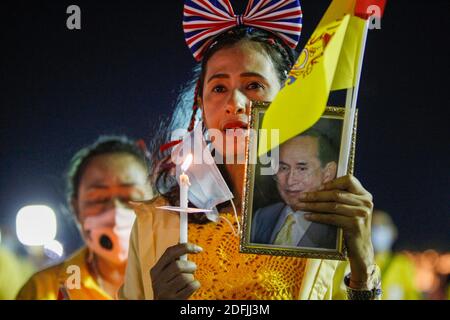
(179, 172, 189, 244)
(179, 154, 193, 261)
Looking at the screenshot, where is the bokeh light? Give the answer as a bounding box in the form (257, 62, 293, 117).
(16, 205, 57, 246)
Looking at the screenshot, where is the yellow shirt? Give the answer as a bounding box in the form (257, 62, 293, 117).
(16, 247, 112, 300)
(119, 196, 348, 300)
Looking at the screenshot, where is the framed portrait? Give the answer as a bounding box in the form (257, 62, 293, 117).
(240, 101, 358, 260)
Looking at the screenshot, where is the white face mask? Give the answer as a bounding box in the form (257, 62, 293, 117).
(371, 225, 394, 253)
(171, 121, 235, 223)
(82, 208, 136, 265)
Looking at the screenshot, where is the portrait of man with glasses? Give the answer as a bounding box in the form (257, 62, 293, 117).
(250, 125, 340, 250)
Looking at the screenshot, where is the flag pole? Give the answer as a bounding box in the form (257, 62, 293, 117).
(337, 18, 370, 177)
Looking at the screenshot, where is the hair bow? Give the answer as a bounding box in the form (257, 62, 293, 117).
(183, 0, 303, 61)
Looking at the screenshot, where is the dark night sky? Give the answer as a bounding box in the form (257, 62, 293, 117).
(1, 0, 449, 255)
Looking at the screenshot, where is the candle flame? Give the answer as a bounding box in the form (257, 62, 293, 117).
(181, 153, 193, 172)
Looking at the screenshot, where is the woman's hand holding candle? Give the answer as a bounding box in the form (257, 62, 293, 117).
(150, 243, 203, 299)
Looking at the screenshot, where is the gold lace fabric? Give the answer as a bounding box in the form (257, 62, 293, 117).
(188, 213, 307, 300)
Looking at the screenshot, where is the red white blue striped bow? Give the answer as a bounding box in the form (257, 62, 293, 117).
(183, 0, 303, 61)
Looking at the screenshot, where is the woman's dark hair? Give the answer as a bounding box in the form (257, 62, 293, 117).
(67, 135, 151, 204)
(150, 26, 298, 222)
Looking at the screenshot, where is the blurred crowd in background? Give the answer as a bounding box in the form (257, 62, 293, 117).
(1, 204, 448, 300)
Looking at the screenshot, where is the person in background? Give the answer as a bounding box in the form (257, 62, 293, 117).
(16, 136, 153, 300)
(371, 210, 421, 299)
(334, 209, 421, 300)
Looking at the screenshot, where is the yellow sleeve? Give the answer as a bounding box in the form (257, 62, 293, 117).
(15, 276, 41, 300)
(15, 268, 59, 300)
(331, 260, 350, 300)
(118, 219, 146, 300)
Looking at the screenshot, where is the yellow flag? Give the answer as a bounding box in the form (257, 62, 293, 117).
(258, 0, 366, 156)
(316, 0, 366, 90)
(320, 0, 356, 25)
(332, 16, 366, 90)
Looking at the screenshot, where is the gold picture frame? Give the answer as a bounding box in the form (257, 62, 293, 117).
(240, 101, 358, 260)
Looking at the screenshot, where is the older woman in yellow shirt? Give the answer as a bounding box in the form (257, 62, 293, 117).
(16, 247, 110, 300)
(16, 136, 153, 300)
